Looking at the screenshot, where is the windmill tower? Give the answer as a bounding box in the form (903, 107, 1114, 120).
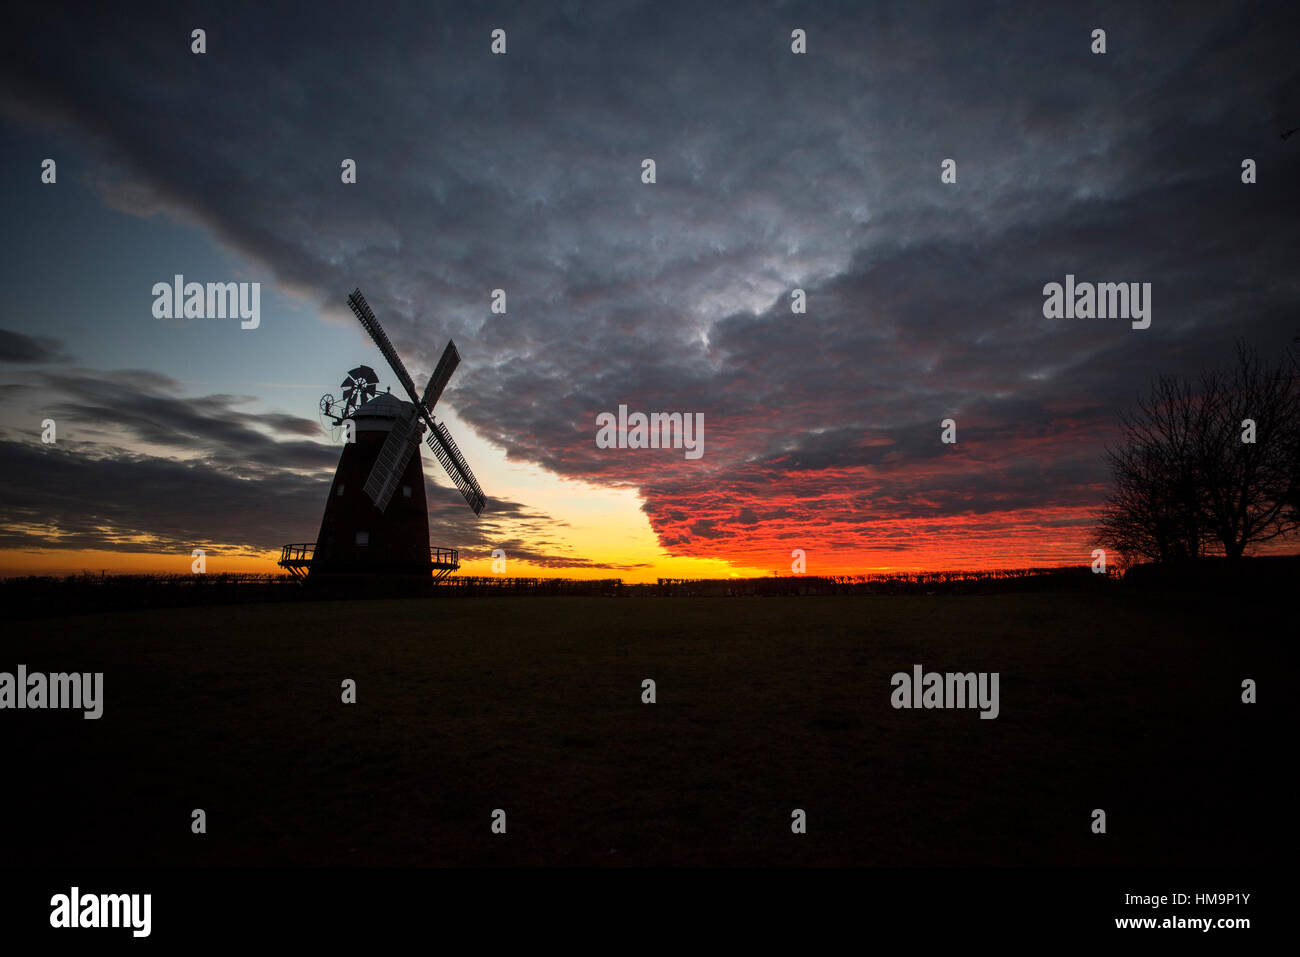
(280, 289, 486, 581)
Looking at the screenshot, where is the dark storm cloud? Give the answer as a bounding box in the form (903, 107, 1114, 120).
(423, 486, 582, 561)
(0, 329, 71, 364)
(30, 367, 339, 474)
(0, 438, 324, 553)
(0, 363, 569, 556)
(0, 431, 565, 556)
(2, 0, 1297, 562)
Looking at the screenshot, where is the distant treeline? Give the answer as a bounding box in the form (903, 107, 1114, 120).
(648, 566, 1109, 597)
(3, 565, 1106, 618)
(4, 557, 1294, 619)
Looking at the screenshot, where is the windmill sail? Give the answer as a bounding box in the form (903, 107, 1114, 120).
(421, 340, 461, 411)
(426, 421, 487, 515)
(363, 409, 420, 512)
(347, 289, 420, 405)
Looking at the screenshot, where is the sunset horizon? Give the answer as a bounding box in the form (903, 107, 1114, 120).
(2, 0, 1290, 935)
(4, 6, 1298, 584)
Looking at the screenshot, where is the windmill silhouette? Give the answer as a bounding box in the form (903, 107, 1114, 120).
(280, 289, 486, 580)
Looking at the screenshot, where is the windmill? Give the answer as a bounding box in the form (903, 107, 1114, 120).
(280, 288, 486, 580)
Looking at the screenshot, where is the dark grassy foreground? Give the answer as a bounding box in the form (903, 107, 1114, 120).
(2, 592, 1284, 867)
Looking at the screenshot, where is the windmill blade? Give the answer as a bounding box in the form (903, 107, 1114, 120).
(346, 289, 421, 406)
(421, 340, 461, 412)
(425, 421, 487, 515)
(363, 409, 421, 512)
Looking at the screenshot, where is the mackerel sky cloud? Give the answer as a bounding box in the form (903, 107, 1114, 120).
(1, 1, 1297, 576)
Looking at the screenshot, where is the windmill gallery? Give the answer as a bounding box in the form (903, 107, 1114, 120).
(278, 289, 488, 582)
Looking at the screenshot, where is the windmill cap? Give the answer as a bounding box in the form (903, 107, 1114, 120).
(350, 391, 416, 430)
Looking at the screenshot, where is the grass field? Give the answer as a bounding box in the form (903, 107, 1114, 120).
(2, 592, 1283, 867)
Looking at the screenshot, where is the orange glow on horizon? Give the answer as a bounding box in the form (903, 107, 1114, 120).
(0, 543, 1090, 583)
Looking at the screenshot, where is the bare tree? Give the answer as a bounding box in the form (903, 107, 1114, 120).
(1287, 342, 1300, 526)
(1095, 342, 1300, 566)
(1096, 375, 1206, 565)
(1194, 343, 1300, 558)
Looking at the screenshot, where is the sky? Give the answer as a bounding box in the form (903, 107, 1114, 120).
(0, 0, 1297, 582)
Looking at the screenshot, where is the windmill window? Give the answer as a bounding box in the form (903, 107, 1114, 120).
(336, 484, 345, 496)
(355, 531, 369, 546)
(402, 486, 412, 499)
